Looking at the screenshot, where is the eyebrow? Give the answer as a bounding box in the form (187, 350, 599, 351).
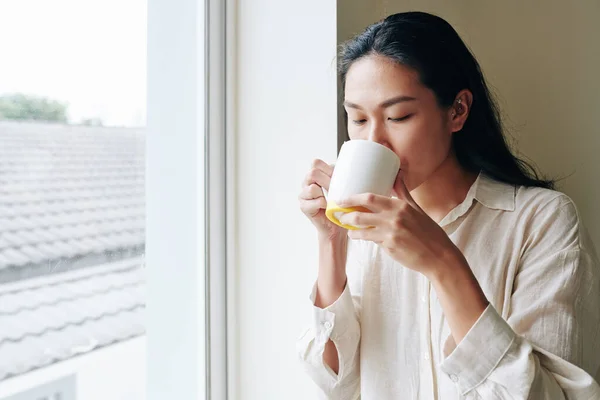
(344, 95, 417, 110)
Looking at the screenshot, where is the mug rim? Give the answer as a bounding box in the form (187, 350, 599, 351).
(340, 139, 400, 163)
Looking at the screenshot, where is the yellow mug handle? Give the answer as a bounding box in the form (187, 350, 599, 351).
(325, 201, 372, 230)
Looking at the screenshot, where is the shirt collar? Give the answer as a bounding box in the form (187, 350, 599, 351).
(439, 172, 516, 227)
(474, 173, 516, 212)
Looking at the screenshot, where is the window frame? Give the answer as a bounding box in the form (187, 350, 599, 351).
(146, 0, 232, 398)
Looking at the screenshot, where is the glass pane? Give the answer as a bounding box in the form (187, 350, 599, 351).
(0, 1, 146, 399)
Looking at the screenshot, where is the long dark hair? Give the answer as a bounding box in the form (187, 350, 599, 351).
(339, 11, 554, 189)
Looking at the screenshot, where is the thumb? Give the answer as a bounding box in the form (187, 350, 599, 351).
(394, 170, 422, 211)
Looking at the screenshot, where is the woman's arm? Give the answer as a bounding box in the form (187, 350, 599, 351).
(435, 246, 600, 399)
(427, 250, 489, 345)
(297, 236, 365, 400)
(297, 159, 363, 398)
(315, 234, 349, 374)
(433, 200, 600, 399)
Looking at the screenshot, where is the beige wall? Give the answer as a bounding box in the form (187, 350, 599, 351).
(337, 0, 600, 247)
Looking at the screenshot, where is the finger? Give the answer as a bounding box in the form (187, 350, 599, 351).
(338, 193, 393, 212)
(298, 183, 324, 201)
(394, 170, 422, 211)
(338, 211, 379, 229)
(299, 197, 327, 217)
(303, 167, 332, 191)
(311, 158, 334, 177)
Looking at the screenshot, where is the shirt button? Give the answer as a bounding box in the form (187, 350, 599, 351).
(421, 295, 427, 303)
(423, 352, 430, 361)
(450, 374, 459, 383)
(323, 321, 332, 330)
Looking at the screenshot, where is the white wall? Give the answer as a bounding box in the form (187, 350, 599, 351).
(235, 1, 338, 399)
(0, 338, 146, 400)
(337, 0, 600, 248)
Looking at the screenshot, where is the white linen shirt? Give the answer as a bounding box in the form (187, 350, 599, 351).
(297, 173, 600, 399)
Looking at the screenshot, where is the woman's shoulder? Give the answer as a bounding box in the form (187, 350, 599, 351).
(511, 182, 594, 253)
(478, 174, 578, 226)
(514, 183, 576, 216)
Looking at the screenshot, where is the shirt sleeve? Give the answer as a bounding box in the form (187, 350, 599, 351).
(296, 238, 368, 400)
(440, 196, 600, 399)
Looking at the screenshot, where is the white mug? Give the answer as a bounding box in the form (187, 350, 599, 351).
(325, 140, 400, 230)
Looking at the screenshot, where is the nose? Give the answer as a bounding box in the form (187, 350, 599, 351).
(367, 121, 392, 149)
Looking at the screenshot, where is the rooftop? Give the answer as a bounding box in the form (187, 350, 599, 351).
(0, 120, 146, 381)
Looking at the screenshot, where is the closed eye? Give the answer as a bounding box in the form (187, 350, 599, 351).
(389, 115, 413, 122)
(352, 119, 367, 125)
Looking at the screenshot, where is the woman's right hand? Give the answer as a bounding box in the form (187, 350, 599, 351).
(298, 159, 346, 241)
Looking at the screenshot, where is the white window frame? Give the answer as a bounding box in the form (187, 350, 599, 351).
(146, 0, 233, 398)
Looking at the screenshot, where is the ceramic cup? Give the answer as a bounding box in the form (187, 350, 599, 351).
(325, 140, 400, 230)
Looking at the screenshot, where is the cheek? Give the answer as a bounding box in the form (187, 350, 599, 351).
(392, 116, 450, 164)
(389, 115, 452, 187)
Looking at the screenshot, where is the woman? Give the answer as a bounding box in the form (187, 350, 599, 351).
(297, 11, 600, 400)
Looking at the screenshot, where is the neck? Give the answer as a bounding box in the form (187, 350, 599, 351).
(411, 155, 478, 223)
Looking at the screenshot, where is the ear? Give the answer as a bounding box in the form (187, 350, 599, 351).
(449, 89, 473, 133)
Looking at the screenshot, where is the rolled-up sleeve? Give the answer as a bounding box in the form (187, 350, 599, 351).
(440, 198, 600, 399)
(441, 301, 600, 399)
(297, 239, 367, 399)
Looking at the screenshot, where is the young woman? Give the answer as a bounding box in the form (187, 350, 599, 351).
(297, 12, 600, 399)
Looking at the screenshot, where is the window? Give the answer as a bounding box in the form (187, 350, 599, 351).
(0, 0, 147, 398)
(1, 1, 229, 399)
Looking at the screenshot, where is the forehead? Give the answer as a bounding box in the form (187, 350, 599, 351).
(344, 55, 424, 102)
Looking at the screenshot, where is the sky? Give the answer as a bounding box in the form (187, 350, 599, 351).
(0, 0, 147, 127)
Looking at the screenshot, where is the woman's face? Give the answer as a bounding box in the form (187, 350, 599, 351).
(344, 55, 457, 193)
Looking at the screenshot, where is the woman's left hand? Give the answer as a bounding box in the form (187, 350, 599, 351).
(337, 172, 466, 279)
